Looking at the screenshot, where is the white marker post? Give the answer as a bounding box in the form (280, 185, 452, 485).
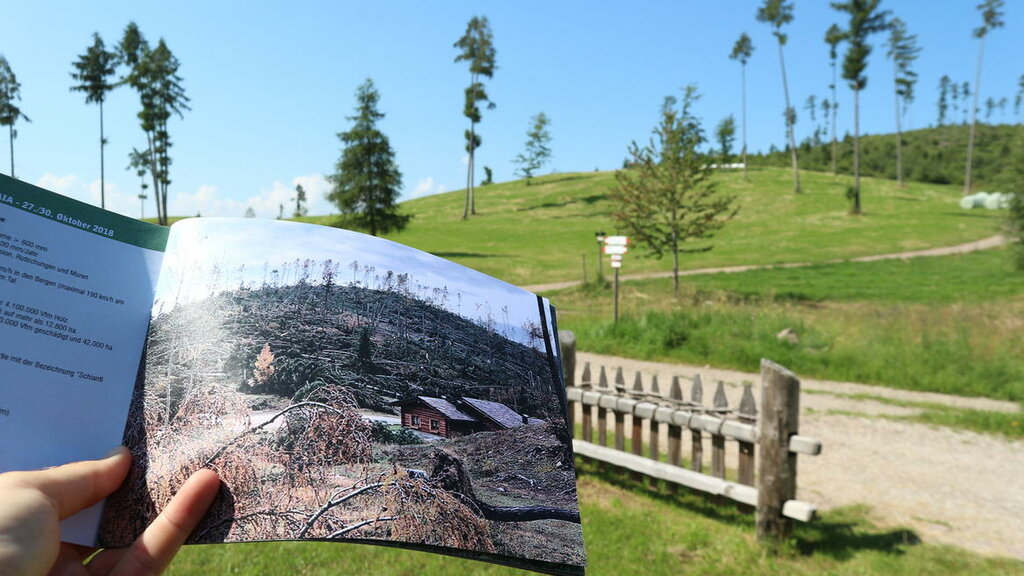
(603, 236, 628, 324)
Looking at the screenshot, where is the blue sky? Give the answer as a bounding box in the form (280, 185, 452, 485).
(3, 1, 1022, 218)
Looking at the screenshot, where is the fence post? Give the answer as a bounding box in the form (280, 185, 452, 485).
(559, 330, 576, 432)
(666, 376, 684, 493)
(630, 372, 645, 482)
(711, 381, 728, 480)
(757, 359, 800, 544)
(597, 366, 609, 448)
(737, 383, 757, 488)
(690, 374, 704, 473)
(647, 374, 661, 490)
(581, 361, 593, 442)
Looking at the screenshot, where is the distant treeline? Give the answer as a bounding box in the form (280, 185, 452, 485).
(750, 123, 1024, 190)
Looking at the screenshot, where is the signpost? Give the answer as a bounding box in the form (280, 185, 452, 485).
(602, 236, 628, 324)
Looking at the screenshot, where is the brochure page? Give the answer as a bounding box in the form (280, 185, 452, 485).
(101, 218, 585, 575)
(0, 175, 168, 544)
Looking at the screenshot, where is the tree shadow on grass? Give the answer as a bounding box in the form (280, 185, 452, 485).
(578, 461, 922, 562)
(429, 252, 505, 259)
(516, 194, 609, 212)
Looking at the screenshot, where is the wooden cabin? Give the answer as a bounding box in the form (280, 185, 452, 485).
(393, 396, 544, 438)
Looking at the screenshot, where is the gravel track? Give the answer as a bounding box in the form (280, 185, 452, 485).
(573, 351, 1024, 560)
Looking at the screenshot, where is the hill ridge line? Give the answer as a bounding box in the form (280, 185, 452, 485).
(522, 234, 1008, 293)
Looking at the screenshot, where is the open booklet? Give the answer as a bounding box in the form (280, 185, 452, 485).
(0, 174, 585, 576)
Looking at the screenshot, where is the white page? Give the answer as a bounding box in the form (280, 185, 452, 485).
(0, 176, 167, 545)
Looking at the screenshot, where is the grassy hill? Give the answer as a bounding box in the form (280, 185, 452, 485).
(753, 123, 1024, 190)
(302, 167, 1003, 287)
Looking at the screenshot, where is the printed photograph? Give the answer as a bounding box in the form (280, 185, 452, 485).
(99, 219, 584, 572)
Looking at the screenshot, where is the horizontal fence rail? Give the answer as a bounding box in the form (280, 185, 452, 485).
(558, 331, 822, 542)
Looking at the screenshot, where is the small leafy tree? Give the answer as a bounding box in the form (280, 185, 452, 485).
(715, 115, 736, 163)
(728, 32, 754, 180)
(964, 0, 1005, 194)
(327, 78, 409, 237)
(832, 0, 889, 215)
(70, 33, 119, 209)
(0, 55, 30, 178)
(612, 87, 738, 295)
(886, 17, 920, 188)
(513, 112, 552, 184)
(757, 0, 801, 193)
(454, 16, 497, 218)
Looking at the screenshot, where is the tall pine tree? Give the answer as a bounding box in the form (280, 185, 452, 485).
(71, 33, 119, 209)
(886, 17, 920, 188)
(0, 55, 30, 178)
(832, 0, 889, 215)
(964, 0, 1005, 194)
(757, 0, 801, 193)
(328, 79, 409, 237)
(825, 23, 844, 175)
(728, 33, 754, 181)
(454, 16, 496, 219)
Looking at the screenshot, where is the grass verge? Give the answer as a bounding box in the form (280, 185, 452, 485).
(165, 462, 1024, 575)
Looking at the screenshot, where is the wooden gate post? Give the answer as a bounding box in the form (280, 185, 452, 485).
(757, 359, 800, 544)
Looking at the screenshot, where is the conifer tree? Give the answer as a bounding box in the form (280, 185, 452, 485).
(964, 0, 1005, 194)
(454, 16, 497, 218)
(886, 17, 920, 188)
(832, 0, 889, 215)
(0, 55, 30, 178)
(825, 23, 844, 174)
(728, 33, 754, 180)
(327, 78, 409, 237)
(757, 0, 801, 193)
(71, 33, 119, 209)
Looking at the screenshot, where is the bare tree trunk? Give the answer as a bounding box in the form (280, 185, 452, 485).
(777, 41, 801, 194)
(893, 67, 904, 188)
(831, 62, 839, 176)
(964, 36, 985, 196)
(853, 87, 862, 215)
(8, 126, 14, 178)
(741, 62, 749, 182)
(100, 99, 106, 209)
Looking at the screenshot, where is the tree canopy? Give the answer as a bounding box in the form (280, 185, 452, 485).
(612, 87, 738, 295)
(0, 55, 30, 178)
(70, 32, 119, 209)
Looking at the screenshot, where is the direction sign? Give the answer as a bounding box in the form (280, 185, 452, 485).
(603, 245, 628, 255)
(610, 254, 623, 262)
(604, 235, 629, 246)
(610, 260, 622, 268)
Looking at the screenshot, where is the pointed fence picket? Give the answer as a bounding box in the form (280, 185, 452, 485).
(563, 353, 822, 543)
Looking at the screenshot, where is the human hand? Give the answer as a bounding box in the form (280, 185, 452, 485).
(0, 447, 220, 576)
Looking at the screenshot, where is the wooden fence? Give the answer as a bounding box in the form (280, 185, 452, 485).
(558, 333, 822, 542)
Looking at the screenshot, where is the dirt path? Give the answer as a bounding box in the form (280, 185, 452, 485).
(523, 235, 1008, 293)
(574, 351, 1024, 560)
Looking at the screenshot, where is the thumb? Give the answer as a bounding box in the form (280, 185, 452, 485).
(5, 447, 132, 520)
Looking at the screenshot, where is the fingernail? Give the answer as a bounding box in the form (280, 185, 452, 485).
(105, 446, 127, 458)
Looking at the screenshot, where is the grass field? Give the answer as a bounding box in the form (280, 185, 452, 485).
(297, 167, 1003, 286)
(164, 464, 1024, 576)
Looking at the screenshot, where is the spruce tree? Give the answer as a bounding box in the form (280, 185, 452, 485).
(454, 16, 497, 219)
(71, 33, 119, 209)
(757, 0, 801, 193)
(964, 0, 1005, 194)
(327, 79, 409, 237)
(0, 55, 30, 178)
(513, 112, 552, 184)
(728, 33, 754, 181)
(832, 0, 889, 215)
(886, 17, 920, 188)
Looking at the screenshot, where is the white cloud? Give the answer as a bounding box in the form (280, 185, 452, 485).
(36, 173, 80, 197)
(408, 177, 447, 200)
(165, 173, 335, 219)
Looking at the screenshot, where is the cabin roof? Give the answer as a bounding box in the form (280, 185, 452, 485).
(460, 397, 527, 429)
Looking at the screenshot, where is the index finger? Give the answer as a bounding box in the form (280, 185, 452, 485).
(0, 447, 132, 520)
